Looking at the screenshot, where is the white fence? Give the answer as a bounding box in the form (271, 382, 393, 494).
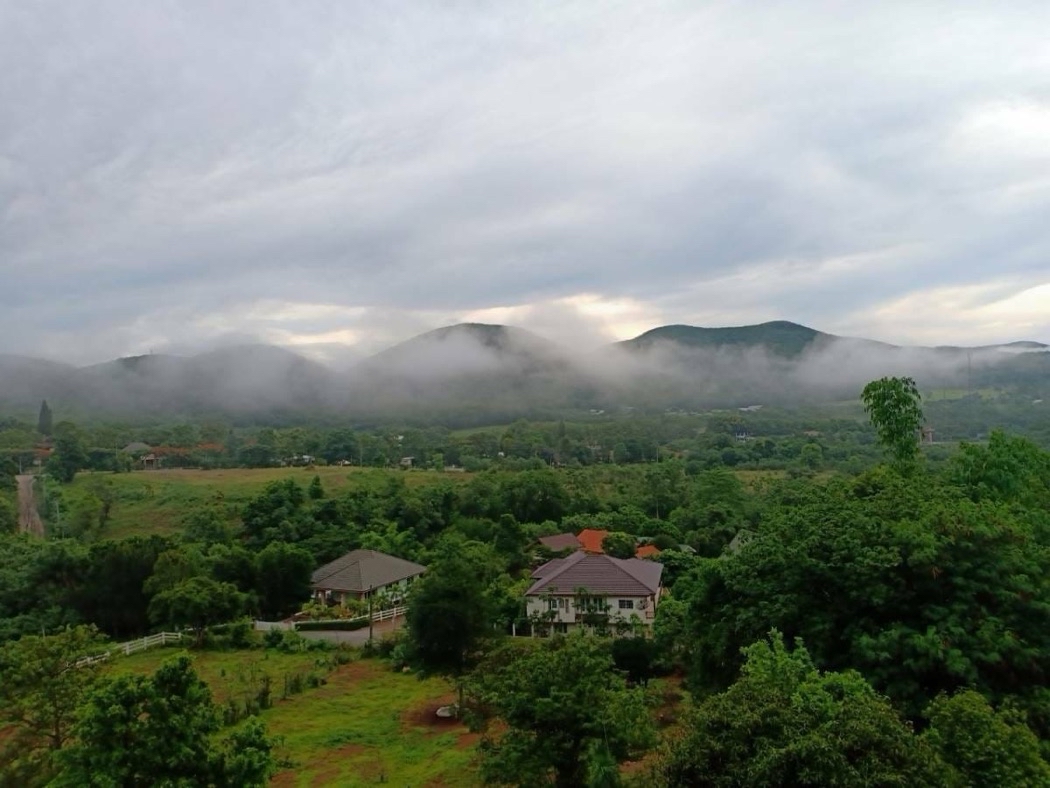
(371, 605, 407, 623)
(253, 619, 296, 632)
(74, 631, 184, 668)
(255, 605, 408, 632)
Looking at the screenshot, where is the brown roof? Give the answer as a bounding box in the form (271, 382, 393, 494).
(526, 551, 662, 597)
(635, 544, 662, 559)
(311, 549, 426, 593)
(538, 533, 581, 551)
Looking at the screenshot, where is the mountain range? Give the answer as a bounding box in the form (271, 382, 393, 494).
(1, 321, 1046, 424)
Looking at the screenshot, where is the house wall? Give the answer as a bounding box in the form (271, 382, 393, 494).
(525, 593, 658, 627)
(315, 573, 422, 605)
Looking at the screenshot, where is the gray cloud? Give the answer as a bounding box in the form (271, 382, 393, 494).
(2, 1, 1049, 365)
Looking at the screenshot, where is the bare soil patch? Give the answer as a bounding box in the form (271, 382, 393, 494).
(402, 694, 463, 732)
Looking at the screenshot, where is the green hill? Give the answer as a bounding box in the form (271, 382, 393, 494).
(620, 320, 831, 357)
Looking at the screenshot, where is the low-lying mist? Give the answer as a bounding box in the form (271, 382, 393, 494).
(1, 322, 1045, 424)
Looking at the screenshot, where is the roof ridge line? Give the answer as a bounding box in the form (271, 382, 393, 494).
(536, 550, 587, 585)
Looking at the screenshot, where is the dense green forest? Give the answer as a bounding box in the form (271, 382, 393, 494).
(3, 379, 1050, 785)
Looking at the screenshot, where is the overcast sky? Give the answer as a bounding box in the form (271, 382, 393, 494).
(2, 1, 1049, 366)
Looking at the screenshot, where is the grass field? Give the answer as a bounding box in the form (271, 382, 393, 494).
(107, 644, 479, 787)
(60, 463, 802, 541)
(65, 466, 474, 539)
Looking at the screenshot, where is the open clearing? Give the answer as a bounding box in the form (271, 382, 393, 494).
(110, 646, 479, 787)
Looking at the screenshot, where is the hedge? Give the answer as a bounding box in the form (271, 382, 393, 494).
(296, 618, 370, 632)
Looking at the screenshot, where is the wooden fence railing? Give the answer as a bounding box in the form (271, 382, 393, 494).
(74, 631, 184, 668)
(254, 604, 408, 632)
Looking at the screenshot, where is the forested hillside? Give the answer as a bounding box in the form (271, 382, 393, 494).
(2, 321, 1046, 424)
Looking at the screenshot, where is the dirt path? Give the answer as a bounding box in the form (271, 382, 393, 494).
(16, 475, 45, 537)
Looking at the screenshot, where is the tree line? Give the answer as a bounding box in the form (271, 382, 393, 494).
(5, 377, 1050, 784)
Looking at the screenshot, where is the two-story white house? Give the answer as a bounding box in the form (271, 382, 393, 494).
(524, 550, 663, 636)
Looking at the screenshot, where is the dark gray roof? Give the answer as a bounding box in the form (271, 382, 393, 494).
(526, 550, 662, 597)
(311, 549, 426, 593)
(538, 533, 581, 551)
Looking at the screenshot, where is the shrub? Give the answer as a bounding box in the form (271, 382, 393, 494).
(296, 619, 369, 632)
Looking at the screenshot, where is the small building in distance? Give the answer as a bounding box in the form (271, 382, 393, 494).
(576, 528, 610, 554)
(538, 533, 582, 552)
(573, 528, 662, 559)
(634, 543, 662, 559)
(311, 549, 426, 605)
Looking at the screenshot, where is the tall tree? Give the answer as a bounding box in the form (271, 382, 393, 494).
(36, 400, 53, 437)
(405, 551, 493, 710)
(0, 626, 107, 786)
(601, 531, 637, 559)
(861, 376, 924, 469)
(148, 576, 247, 646)
(655, 633, 943, 787)
(492, 513, 528, 572)
(77, 536, 173, 638)
(254, 541, 314, 619)
(686, 470, 1050, 731)
(46, 422, 88, 484)
(0, 497, 16, 535)
(922, 690, 1050, 787)
(54, 656, 274, 787)
(307, 474, 325, 500)
(469, 635, 654, 787)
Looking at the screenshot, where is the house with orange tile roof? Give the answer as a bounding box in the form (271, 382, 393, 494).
(634, 544, 662, 559)
(574, 528, 662, 559)
(576, 528, 610, 554)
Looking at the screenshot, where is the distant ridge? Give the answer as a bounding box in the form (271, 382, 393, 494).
(359, 322, 566, 372)
(620, 320, 828, 357)
(619, 320, 1044, 357)
(0, 321, 1046, 423)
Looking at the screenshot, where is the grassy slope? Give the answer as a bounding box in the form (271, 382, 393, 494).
(67, 467, 474, 539)
(108, 646, 478, 787)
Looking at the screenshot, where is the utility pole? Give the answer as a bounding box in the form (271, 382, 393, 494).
(368, 585, 374, 645)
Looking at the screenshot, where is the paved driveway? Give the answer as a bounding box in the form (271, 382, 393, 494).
(297, 616, 404, 646)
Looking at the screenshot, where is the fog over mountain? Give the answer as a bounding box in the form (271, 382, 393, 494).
(3, 4, 1050, 367)
(1, 321, 1045, 424)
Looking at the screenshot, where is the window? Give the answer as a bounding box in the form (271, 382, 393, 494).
(618, 599, 634, 610)
(577, 596, 606, 612)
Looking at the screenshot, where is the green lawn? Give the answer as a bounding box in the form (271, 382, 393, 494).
(266, 660, 477, 787)
(105, 644, 479, 787)
(110, 644, 332, 706)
